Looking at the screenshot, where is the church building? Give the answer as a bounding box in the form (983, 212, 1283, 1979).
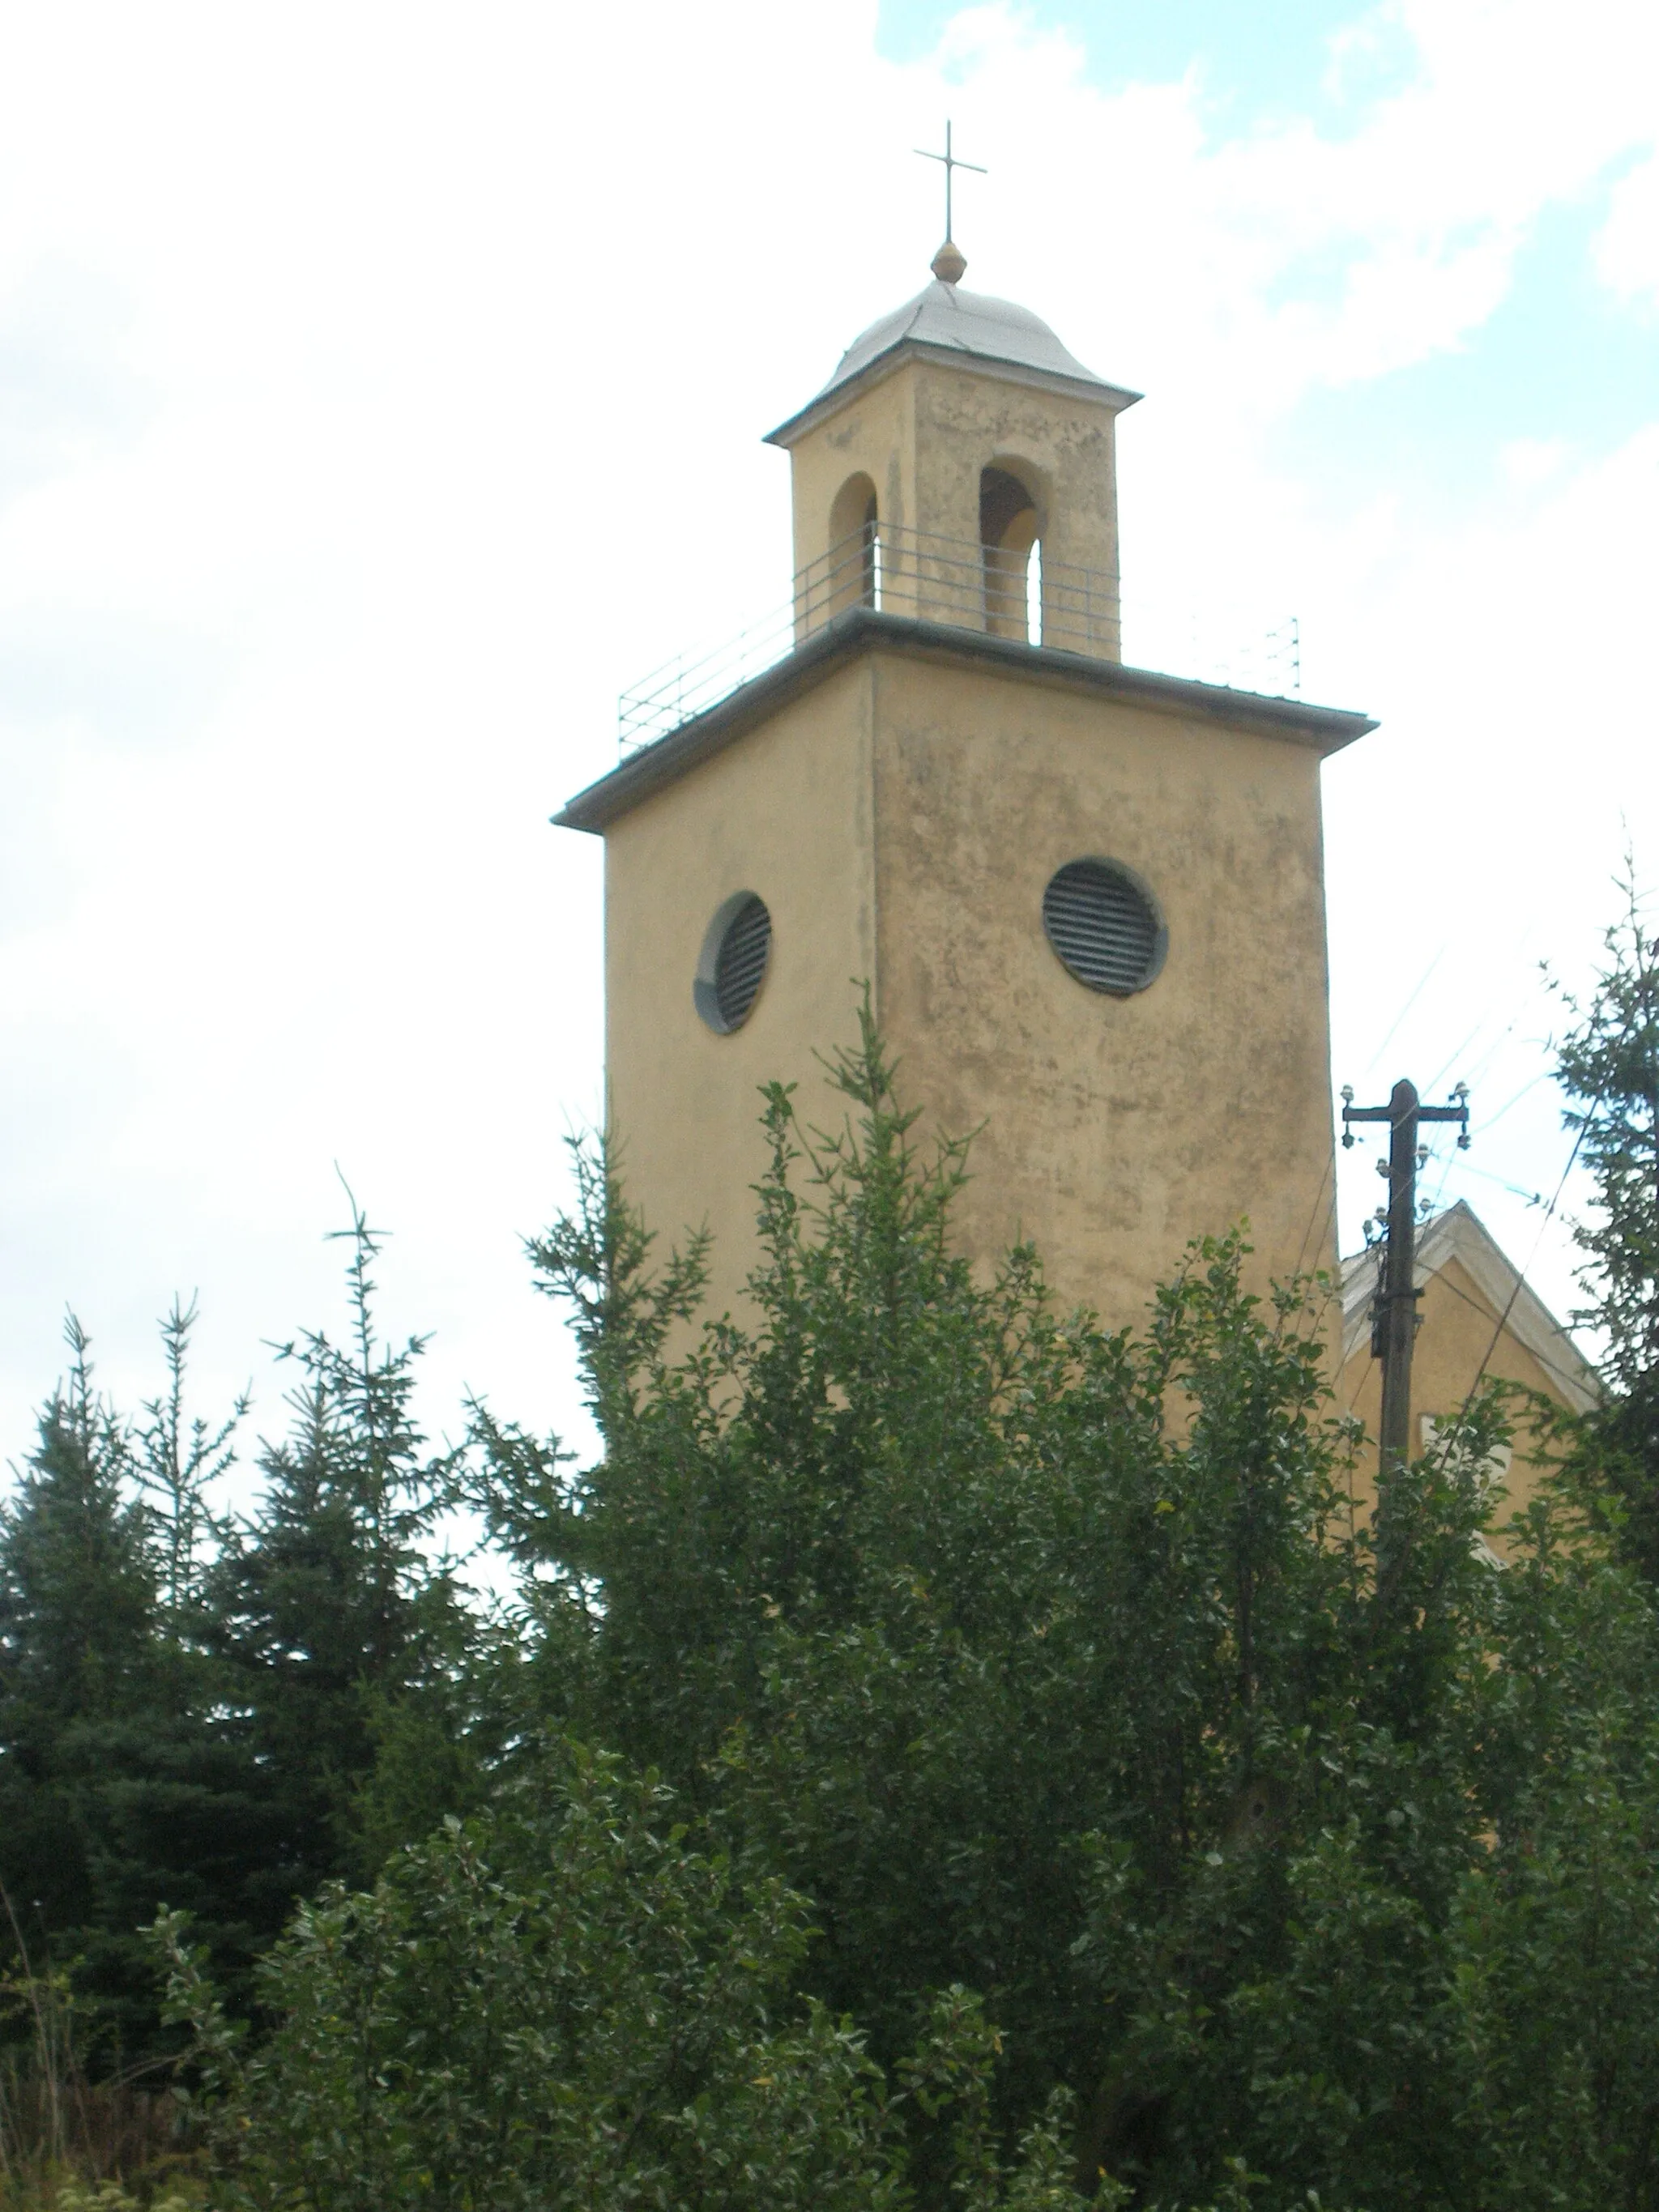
(1336, 1199, 1597, 1536)
(555, 226, 1591, 1509)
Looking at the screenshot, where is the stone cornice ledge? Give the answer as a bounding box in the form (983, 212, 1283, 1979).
(553, 609, 1377, 836)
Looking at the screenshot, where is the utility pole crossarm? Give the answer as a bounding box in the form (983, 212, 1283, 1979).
(1341, 1089, 1470, 1140)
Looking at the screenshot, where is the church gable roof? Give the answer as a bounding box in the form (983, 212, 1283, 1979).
(1339, 1197, 1598, 1413)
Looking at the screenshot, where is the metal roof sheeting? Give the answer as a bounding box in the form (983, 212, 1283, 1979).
(823, 279, 1107, 395)
(766, 281, 1140, 445)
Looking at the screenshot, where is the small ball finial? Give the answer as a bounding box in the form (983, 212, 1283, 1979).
(931, 237, 967, 284)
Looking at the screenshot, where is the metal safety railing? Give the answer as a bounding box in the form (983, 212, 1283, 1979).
(617, 523, 1299, 753)
(1120, 605, 1301, 703)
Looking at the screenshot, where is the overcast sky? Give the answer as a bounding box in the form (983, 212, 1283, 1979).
(2, 0, 1656, 1477)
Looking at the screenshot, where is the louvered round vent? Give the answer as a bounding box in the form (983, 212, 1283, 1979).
(1043, 859, 1166, 996)
(694, 892, 773, 1034)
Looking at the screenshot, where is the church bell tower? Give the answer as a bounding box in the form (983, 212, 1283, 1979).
(555, 240, 1375, 1328)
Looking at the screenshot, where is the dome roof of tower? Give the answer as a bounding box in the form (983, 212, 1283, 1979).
(764, 277, 1137, 447)
(830, 279, 1107, 394)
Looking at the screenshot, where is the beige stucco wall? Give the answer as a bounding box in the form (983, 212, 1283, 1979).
(787, 369, 916, 587)
(868, 649, 1337, 1331)
(603, 638, 1341, 1345)
(603, 661, 877, 1324)
(907, 360, 1122, 607)
(1337, 1255, 1567, 1545)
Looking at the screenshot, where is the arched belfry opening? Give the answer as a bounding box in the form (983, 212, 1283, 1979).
(979, 464, 1041, 642)
(766, 254, 1137, 658)
(827, 471, 879, 616)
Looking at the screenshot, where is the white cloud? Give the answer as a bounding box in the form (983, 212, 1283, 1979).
(1595, 151, 1659, 305)
(1499, 435, 1572, 486)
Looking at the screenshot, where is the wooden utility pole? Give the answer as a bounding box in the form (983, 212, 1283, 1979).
(1341, 1077, 1470, 1469)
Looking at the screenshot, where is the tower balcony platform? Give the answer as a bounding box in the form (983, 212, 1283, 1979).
(616, 523, 1303, 757)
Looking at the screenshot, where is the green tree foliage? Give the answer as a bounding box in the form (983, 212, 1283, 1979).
(156, 1746, 1106, 2212)
(0, 1213, 475, 2063)
(0, 1311, 271, 2057)
(208, 1203, 477, 1906)
(455, 1012, 1659, 2211)
(1446, 1497, 1659, 2212)
(0, 1321, 158, 1978)
(15, 982, 1659, 2211)
(1552, 872, 1659, 1577)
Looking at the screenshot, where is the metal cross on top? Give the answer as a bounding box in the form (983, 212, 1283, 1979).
(915, 119, 986, 243)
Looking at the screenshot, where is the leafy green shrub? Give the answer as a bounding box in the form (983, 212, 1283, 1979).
(157, 1745, 1103, 2211)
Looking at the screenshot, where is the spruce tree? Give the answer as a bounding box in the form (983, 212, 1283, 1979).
(0, 1313, 275, 2056)
(1553, 867, 1659, 1575)
(0, 1319, 156, 1965)
(211, 1203, 474, 1911)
